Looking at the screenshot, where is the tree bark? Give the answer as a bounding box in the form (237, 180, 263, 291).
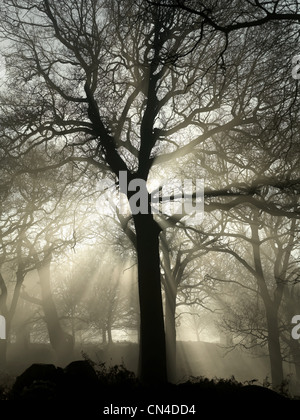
(133, 213, 167, 384)
(38, 257, 74, 366)
(164, 276, 177, 383)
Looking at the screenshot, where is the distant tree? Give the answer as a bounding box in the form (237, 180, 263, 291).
(160, 225, 218, 381)
(53, 247, 139, 347)
(0, 147, 89, 366)
(202, 206, 300, 388)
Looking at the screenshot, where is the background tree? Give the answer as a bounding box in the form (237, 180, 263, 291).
(200, 206, 299, 387)
(0, 143, 96, 366)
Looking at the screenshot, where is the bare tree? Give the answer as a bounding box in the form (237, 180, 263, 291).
(0, 146, 89, 366)
(1, 0, 300, 384)
(200, 206, 299, 388)
(150, 0, 300, 32)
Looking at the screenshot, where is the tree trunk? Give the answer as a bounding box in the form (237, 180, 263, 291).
(164, 277, 177, 383)
(133, 213, 167, 384)
(266, 307, 284, 388)
(107, 323, 113, 345)
(38, 258, 74, 366)
(195, 328, 201, 342)
(102, 328, 107, 345)
(0, 269, 24, 369)
(289, 338, 300, 388)
(16, 324, 30, 352)
(251, 220, 284, 389)
(0, 340, 7, 370)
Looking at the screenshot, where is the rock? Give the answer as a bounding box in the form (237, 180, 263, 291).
(11, 363, 63, 400)
(62, 360, 99, 399)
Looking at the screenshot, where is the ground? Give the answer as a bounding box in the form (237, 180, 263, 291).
(0, 341, 296, 405)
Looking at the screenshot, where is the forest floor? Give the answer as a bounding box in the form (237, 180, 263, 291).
(0, 358, 293, 405)
(0, 341, 296, 406)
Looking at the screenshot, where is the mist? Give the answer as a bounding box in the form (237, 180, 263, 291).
(0, 0, 300, 406)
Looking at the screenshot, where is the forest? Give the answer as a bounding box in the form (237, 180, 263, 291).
(0, 0, 300, 404)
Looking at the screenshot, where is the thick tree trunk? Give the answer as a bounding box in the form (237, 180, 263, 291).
(133, 213, 167, 384)
(266, 307, 284, 388)
(38, 258, 74, 366)
(164, 278, 177, 383)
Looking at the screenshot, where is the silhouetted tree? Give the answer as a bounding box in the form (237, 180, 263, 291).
(201, 207, 299, 388)
(1, 0, 300, 384)
(0, 148, 86, 366)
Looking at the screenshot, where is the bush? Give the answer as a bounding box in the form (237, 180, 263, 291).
(81, 351, 137, 387)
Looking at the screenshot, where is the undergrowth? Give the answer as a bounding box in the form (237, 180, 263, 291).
(81, 351, 138, 387)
